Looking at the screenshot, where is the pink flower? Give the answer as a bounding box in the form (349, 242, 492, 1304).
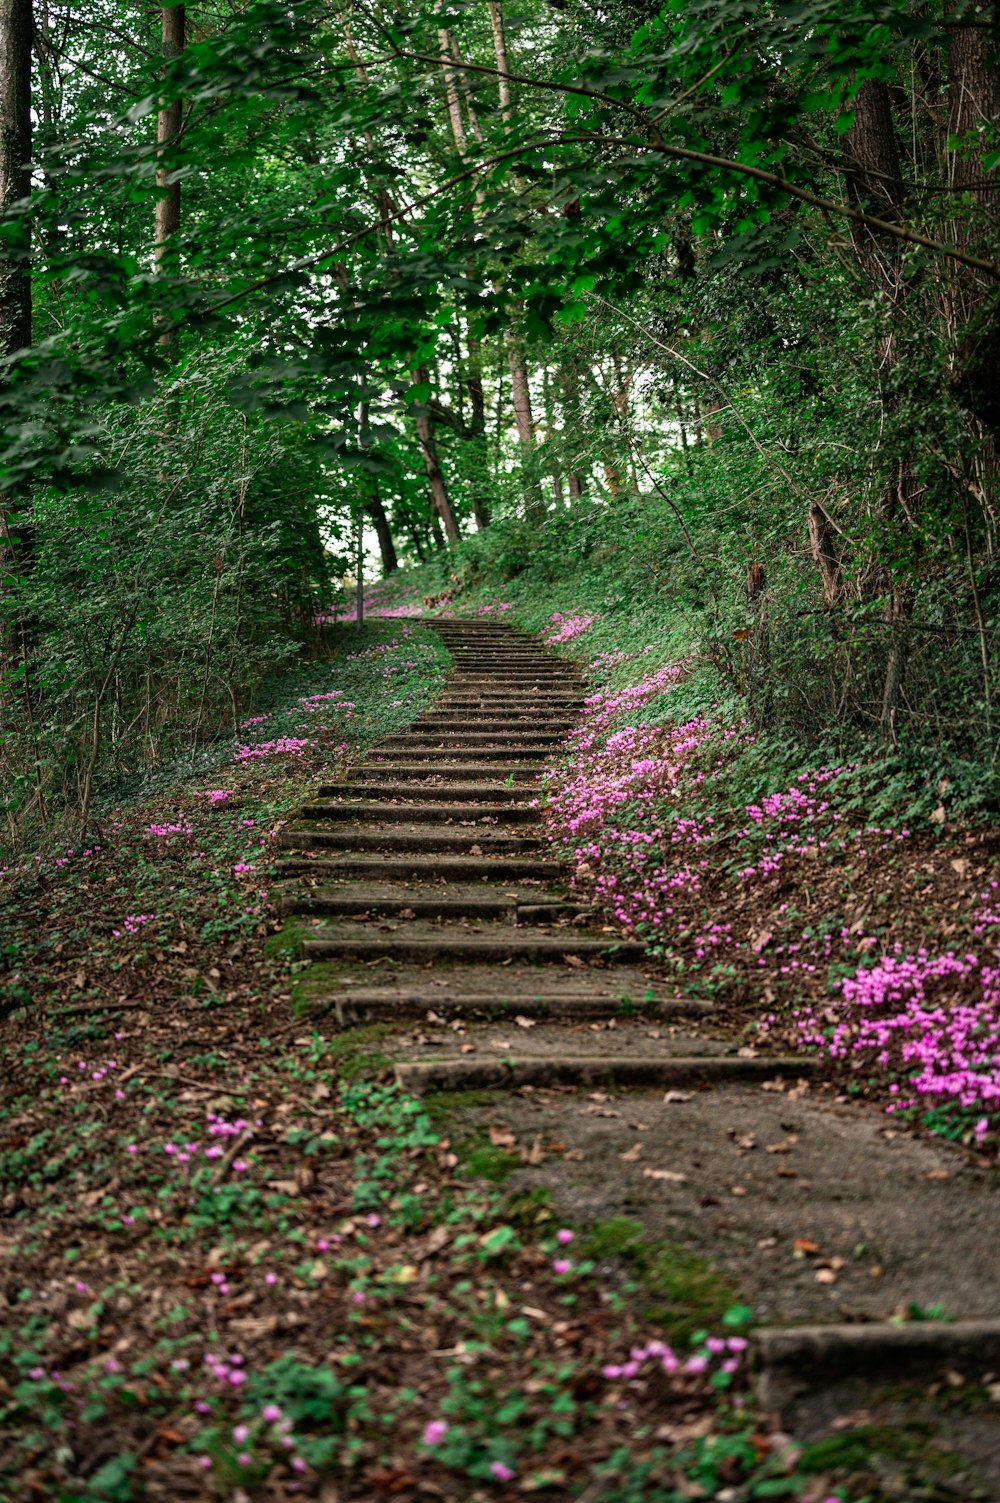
(423, 1419, 448, 1446)
(262, 1404, 283, 1423)
(490, 1461, 516, 1481)
(556, 1228, 574, 1245)
(552, 1258, 571, 1276)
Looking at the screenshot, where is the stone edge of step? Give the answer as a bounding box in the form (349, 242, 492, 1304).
(751, 1319, 1000, 1408)
(394, 1054, 818, 1094)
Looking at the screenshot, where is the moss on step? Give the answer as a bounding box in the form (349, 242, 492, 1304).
(582, 1216, 738, 1346)
(264, 917, 310, 960)
(325, 1024, 398, 1080)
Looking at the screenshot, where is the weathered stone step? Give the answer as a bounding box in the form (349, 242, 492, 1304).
(395, 1054, 820, 1095)
(297, 801, 539, 824)
(279, 824, 542, 854)
(415, 716, 574, 731)
(379, 733, 565, 748)
(369, 747, 551, 762)
(282, 884, 579, 922)
(321, 990, 712, 1023)
(752, 1320, 1000, 1409)
(316, 781, 538, 802)
(360, 762, 543, 779)
(301, 925, 643, 964)
(276, 854, 563, 880)
(434, 695, 583, 706)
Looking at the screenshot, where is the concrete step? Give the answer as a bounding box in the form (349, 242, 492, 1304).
(275, 854, 563, 880)
(320, 990, 712, 1023)
(297, 801, 540, 824)
(300, 924, 644, 965)
(369, 748, 552, 762)
(395, 1054, 820, 1095)
(359, 762, 543, 779)
(316, 781, 538, 802)
(281, 883, 580, 922)
(415, 717, 574, 731)
(279, 824, 543, 854)
(379, 733, 565, 748)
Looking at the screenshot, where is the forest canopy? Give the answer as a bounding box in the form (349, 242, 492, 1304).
(1, 0, 998, 842)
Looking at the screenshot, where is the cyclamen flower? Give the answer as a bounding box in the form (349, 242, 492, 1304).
(490, 1461, 516, 1481)
(422, 1420, 448, 1446)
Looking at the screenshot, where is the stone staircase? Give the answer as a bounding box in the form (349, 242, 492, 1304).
(275, 618, 804, 1090)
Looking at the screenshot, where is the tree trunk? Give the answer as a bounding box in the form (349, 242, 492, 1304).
(465, 327, 490, 529)
(365, 483, 398, 575)
(808, 502, 843, 606)
(0, 0, 34, 705)
(414, 366, 461, 543)
(155, 6, 185, 267)
(843, 80, 918, 739)
(486, 2, 513, 120)
(562, 363, 586, 498)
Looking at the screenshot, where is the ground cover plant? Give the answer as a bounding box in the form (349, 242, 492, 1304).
(1, 0, 999, 1497)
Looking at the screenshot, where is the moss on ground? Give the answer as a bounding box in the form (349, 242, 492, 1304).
(582, 1216, 738, 1346)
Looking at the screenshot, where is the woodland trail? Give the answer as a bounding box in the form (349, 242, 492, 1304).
(277, 616, 773, 1077)
(278, 618, 1000, 1485)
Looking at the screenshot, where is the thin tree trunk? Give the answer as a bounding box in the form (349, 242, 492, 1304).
(843, 79, 918, 739)
(0, 0, 34, 706)
(155, 6, 185, 266)
(466, 329, 491, 529)
(414, 365, 460, 543)
(486, 2, 513, 119)
(365, 482, 399, 575)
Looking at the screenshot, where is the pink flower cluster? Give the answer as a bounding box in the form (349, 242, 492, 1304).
(233, 737, 311, 763)
(543, 612, 597, 644)
(602, 1333, 747, 1381)
(112, 913, 155, 937)
(790, 927, 1000, 1135)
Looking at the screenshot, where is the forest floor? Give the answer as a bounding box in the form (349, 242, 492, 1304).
(1, 604, 999, 1503)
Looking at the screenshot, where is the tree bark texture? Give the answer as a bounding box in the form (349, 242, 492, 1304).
(365, 484, 399, 575)
(0, 0, 34, 705)
(155, 5, 185, 266)
(0, 0, 32, 358)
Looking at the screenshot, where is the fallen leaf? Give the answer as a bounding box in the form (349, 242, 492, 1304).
(794, 1238, 820, 1256)
(730, 1185, 748, 1197)
(662, 1089, 693, 1104)
(643, 1168, 687, 1184)
(469, 844, 483, 856)
(815, 1268, 837, 1284)
(750, 930, 773, 953)
(929, 804, 947, 824)
(488, 1126, 517, 1148)
(514, 1015, 536, 1029)
(563, 954, 586, 968)
(923, 1168, 950, 1181)
(620, 1143, 643, 1162)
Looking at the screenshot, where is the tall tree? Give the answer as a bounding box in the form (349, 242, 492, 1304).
(0, 0, 33, 701)
(155, 4, 185, 269)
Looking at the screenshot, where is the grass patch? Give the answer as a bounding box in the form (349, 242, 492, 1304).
(582, 1216, 738, 1346)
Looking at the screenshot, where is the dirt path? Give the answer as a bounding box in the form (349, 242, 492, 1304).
(278, 617, 1000, 1489)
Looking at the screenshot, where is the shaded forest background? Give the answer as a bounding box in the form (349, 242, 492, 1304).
(0, 0, 997, 845)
